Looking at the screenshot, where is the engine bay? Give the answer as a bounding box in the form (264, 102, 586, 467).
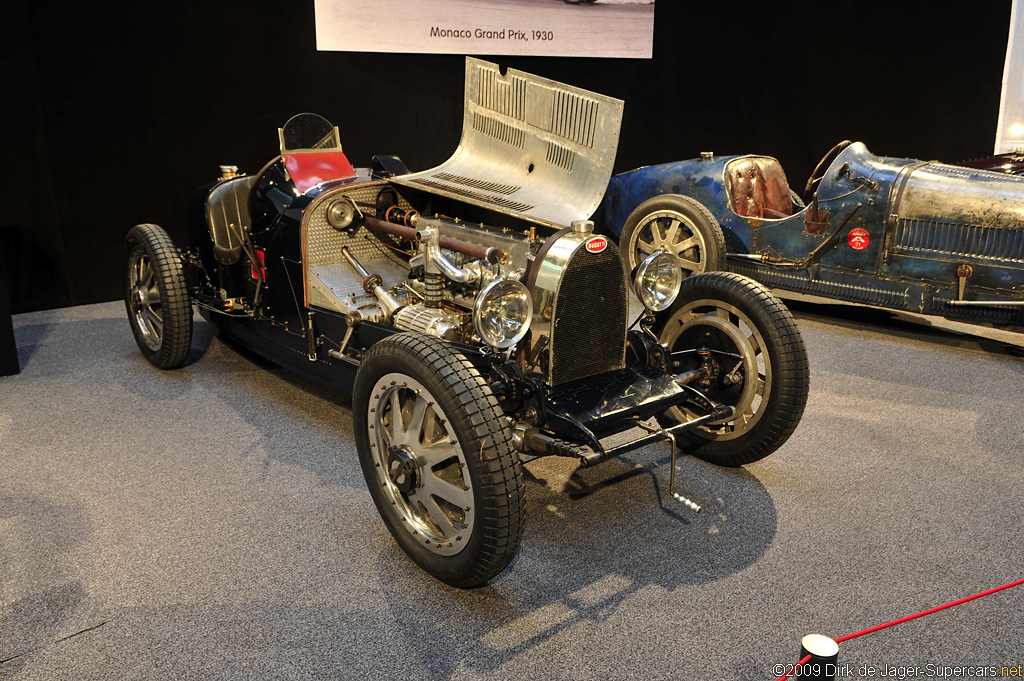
(303, 182, 544, 348)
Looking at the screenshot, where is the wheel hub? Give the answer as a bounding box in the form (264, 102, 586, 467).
(696, 346, 721, 389)
(133, 287, 148, 307)
(387, 445, 418, 494)
(663, 299, 766, 438)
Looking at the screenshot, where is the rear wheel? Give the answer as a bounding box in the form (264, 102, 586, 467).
(124, 223, 193, 369)
(654, 272, 809, 466)
(353, 333, 525, 587)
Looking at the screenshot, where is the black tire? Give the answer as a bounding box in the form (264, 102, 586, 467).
(353, 333, 525, 587)
(653, 272, 809, 466)
(124, 223, 193, 369)
(619, 194, 726, 275)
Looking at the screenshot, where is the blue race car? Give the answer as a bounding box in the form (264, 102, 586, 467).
(606, 141, 1024, 327)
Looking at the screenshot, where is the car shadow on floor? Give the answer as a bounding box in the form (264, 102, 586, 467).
(370, 447, 778, 678)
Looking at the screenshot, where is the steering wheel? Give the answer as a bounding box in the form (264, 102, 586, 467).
(803, 140, 853, 204)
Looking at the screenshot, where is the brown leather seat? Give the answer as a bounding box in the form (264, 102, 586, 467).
(725, 156, 793, 219)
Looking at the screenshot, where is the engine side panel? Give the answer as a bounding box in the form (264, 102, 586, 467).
(302, 181, 414, 314)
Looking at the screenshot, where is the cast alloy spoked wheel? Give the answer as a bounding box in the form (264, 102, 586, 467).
(654, 272, 809, 466)
(353, 333, 524, 587)
(128, 249, 164, 351)
(664, 299, 767, 437)
(368, 373, 476, 557)
(619, 194, 726, 274)
(123, 223, 193, 369)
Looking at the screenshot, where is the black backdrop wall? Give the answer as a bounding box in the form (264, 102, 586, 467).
(1, 0, 1011, 312)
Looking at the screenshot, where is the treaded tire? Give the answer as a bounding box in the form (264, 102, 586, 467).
(619, 194, 726, 274)
(654, 272, 809, 466)
(124, 223, 193, 369)
(353, 333, 525, 587)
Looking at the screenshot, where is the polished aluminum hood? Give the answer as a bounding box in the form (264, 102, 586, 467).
(394, 57, 624, 229)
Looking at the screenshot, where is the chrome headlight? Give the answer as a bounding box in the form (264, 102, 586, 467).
(473, 279, 533, 349)
(633, 249, 682, 312)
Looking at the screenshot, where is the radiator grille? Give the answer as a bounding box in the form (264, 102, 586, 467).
(891, 218, 1024, 265)
(549, 245, 628, 386)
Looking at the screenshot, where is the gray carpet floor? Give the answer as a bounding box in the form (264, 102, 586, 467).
(2, 300, 1022, 680)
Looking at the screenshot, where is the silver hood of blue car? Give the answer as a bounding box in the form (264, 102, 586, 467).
(393, 57, 624, 229)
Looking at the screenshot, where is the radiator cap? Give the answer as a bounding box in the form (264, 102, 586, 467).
(571, 219, 594, 235)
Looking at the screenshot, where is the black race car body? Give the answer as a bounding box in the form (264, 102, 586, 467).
(124, 58, 809, 586)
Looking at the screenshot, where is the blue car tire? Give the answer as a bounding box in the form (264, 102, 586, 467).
(619, 194, 726, 275)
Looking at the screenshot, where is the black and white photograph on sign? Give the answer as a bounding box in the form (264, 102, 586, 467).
(314, 0, 655, 59)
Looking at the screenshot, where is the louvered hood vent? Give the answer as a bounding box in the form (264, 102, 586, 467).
(393, 57, 624, 228)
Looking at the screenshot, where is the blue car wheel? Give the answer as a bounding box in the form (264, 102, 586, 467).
(618, 194, 726, 275)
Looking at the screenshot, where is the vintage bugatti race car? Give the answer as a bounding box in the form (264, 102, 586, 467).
(124, 59, 809, 587)
(606, 141, 1024, 328)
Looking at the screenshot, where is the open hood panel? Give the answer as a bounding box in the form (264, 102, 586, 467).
(394, 58, 624, 229)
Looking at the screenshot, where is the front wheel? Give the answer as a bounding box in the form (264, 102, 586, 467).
(124, 223, 193, 369)
(619, 194, 726, 275)
(654, 272, 809, 466)
(353, 333, 525, 587)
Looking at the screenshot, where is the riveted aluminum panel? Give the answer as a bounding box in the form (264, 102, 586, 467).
(302, 183, 414, 312)
(393, 57, 624, 229)
(896, 163, 1024, 230)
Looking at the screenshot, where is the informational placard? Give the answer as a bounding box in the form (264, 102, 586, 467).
(996, 0, 1024, 152)
(314, 0, 655, 59)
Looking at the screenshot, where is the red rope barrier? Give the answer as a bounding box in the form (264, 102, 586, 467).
(772, 578, 1024, 681)
(834, 577, 1024, 643)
